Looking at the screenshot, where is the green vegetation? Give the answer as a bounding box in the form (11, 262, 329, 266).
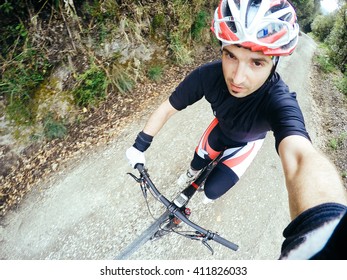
(72, 65, 108, 107)
(1, 0, 345, 142)
(148, 65, 164, 82)
(328, 133, 347, 151)
(313, 46, 335, 73)
(192, 10, 209, 40)
(43, 113, 67, 140)
(336, 76, 347, 97)
(311, 2, 347, 95)
(0, 47, 51, 125)
(0, 0, 218, 141)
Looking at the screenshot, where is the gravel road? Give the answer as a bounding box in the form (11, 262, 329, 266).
(0, 34, 317, 260)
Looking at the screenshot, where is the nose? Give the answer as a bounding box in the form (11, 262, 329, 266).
(232, 62, 246, 85)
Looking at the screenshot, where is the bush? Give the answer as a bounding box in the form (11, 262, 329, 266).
(43, 113, 67, 140)
(1, 47, 51, 125)
(314, 52, 335, 73)
(72, 65, 108, 107)
(311, 14, 336, 42)
(336, 75, 347, 97)
(148, 65, 163, 82)
(191, 10, 209, 40)
(327, 4, 347, 73)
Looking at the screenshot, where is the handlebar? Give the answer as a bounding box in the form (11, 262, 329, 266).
(135, 164, 239, 252)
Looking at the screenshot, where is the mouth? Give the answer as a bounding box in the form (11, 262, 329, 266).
(229, 82, 245, 93)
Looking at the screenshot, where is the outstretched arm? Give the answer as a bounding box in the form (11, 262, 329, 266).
(143, 99, 178, 136)
(278, 135, 347, 219)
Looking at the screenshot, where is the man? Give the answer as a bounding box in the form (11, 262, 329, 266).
(126, 0, 347, 259)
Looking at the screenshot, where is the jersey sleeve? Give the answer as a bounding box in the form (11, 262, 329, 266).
(267, 83, 311, 151)
(279, 203, 347, 260)
(169, 66, 205, 111)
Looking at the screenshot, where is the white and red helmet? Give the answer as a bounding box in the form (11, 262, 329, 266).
(211, 0, 299, 56)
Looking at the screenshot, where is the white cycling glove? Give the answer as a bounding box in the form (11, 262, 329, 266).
(126, 146, 146, 168)
(126, 131, 153, 168)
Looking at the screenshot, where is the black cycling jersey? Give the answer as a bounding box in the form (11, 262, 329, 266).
(169, 60, 310, 150)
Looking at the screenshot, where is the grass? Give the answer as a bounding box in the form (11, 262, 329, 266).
(1, 47, 51, 125)
(191, 10, 209, 40)
(328, 132, 347, 150)
(72, 65, 108, 107)
(314, 53, 335, 73)
(335, 75, 347, 97)
(148, 65, 163, 82)
(43, 113, 67, 140)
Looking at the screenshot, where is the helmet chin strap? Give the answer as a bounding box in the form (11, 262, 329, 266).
(266, 56, 280, 83)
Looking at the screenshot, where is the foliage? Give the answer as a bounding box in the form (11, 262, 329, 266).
(290, 0, 320, 32)
(0, 47, 51, 125)
(327, 3, 347, 73)
(43, 113, 67, 140)
(310, 3, 347, 95)
(191, 10, 209, 41)
(311, 13, 336, 42)
(167, 0, 217, 64)
(147, 65, 163, 82)
(0, 0, 221, 142)
(328, 133, 347, 151)
(72, 65, 108, 107)
(314, 46, 335, 73)
(336, 75, 347, 97)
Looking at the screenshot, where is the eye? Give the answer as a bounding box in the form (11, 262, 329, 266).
(223, 50, 237, 60)
(252, 60, 265, 67)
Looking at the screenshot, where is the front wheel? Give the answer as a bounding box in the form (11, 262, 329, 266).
(115, 210, 170, 259)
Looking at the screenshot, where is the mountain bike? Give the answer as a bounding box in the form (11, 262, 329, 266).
(115, 153, 239, 259)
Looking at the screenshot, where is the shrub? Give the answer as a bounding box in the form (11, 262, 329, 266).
(1, 47, 51, 125)
(43, 113, 67, 140)
(191, 10, 209, 40)
(148, 65, 163, 82)
(72, 65, 108, 107)
(336, 75, 347, 97)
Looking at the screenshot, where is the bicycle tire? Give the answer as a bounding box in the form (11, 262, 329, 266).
(114, 210, 170, 260)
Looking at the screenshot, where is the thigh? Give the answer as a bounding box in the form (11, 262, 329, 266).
(220, 138, 264, 178)
(195, 118, 225, 161)
(204, 138, 265, 199)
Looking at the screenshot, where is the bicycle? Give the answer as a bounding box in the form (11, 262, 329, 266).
(115, 153, 239, 259)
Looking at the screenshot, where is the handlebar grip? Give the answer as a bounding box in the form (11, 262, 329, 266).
(135, 163, 145, 171)
(212, 233, 239, 251)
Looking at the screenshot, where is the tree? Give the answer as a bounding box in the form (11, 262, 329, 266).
(290, 0, 320, 32)
(311, 13, 336, 42)
(328, 3, 347, 73)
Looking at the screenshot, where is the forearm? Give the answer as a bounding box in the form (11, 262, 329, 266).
(143, 99, 178, 136)
(279, 136, 347, 219)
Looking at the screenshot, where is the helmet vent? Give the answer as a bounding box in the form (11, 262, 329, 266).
(279, 12, 293, 22)
(223, 1, 237, 33)
(266, 0, 290, 15)
(246, 0, 262, 28)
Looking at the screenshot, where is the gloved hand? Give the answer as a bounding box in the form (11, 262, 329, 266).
(126, 146, 146, 168)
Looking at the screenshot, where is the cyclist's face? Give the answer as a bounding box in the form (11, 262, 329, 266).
(221, 45, 273, 98)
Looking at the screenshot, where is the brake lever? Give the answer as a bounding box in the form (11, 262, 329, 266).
(127, 172, 142, 183)
(187, 232, 214, 255)
(202, 239, 214, 255)
(127, 172, 148, 198)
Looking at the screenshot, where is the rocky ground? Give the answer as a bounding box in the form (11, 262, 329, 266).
(0, 46, 346, 218)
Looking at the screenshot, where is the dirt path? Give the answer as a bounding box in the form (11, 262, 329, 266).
(0, 34, 319, 260)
